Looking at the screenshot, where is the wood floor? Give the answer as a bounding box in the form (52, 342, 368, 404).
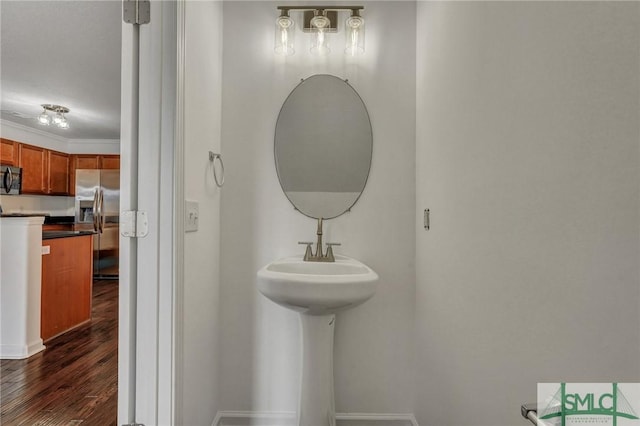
(1, 280, 118, 426)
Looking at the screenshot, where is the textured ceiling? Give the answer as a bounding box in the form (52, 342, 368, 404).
(0, 0, 121, 140)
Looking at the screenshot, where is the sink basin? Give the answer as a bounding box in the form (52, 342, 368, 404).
(257, 255, 378, 315)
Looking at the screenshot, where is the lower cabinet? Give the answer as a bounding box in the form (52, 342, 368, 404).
(41, 235, 93, 341)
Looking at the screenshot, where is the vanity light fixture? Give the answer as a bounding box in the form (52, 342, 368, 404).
(37, 104, 70, 129)
(275, 6, 364, 57)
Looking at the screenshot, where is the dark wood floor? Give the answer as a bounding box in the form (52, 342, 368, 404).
(1, 280, 118, 426)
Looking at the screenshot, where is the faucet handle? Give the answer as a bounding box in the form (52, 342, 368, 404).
(325, 242, 341, 262)
(298, 241, 314, 261)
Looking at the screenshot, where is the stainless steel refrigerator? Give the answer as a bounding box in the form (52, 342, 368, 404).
(75, 169, 119, 279)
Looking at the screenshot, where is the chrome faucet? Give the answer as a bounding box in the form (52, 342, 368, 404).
(298, 218, 341, 262)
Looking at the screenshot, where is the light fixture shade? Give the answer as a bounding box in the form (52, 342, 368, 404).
(345, 14, 365, 56)
(275, 14, 295, 56)
(57, 115, 69, 129)
(37, 109, 51, 125)
(53, 112, 64, 125)
(310, 12, 330, 56)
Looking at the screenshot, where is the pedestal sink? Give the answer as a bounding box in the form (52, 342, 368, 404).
(257, 255, 378, 426)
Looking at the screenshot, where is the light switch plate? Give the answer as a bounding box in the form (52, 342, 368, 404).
(42, 245, 50, 255)
(185, 200, 199, 232)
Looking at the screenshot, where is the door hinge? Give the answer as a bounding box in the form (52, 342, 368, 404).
(121, 210, 149, 238)
(123, 0, 150, 25)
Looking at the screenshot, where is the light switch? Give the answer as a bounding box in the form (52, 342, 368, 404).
(42, 245, 50, 255)
(185, 200, 199, 232)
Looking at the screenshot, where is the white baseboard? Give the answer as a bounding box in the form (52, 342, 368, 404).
(0, 340, 45, 359)
(213, 410, 418, 426)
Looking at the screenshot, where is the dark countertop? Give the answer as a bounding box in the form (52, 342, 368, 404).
(42, 230, 96, 240)
(44, 215, 75, 224)
(1, 213, 49, 218)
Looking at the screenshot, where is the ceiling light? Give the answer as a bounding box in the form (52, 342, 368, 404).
(37, 108, 51, 125)
(37, 104, 70, 129)
(275, 6, 365, 57)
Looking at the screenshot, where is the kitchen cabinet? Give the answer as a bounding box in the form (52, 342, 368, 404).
(18, 145, 71, 195)
(41, 233, 93, 341)
(18, 144, 47, 194)
(1, 138, 19, 166)
(99, 155, 120, 169)
(47, 150, 70, 195)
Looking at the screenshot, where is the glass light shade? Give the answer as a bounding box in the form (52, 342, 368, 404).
(345, 15, 365, 56)
(57, 115, 69, 129)
(310, 14, 330, 56)
(37, 110, 51, 125)
(53, 112, 64, 125)
(275, 15, 295, 56)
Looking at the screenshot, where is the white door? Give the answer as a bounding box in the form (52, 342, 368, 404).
(118, 1, 176, 425)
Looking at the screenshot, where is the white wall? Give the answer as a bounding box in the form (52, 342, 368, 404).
(219, 1, 416, 415)
(415, 2, 640, 425)
(181, 1, 223, 425)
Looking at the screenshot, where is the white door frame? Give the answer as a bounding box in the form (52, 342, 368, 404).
(118, 1, 177, 424)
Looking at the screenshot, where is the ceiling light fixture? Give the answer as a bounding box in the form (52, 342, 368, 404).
(37, 104, 70, 129)
(275, 6, 365, 57)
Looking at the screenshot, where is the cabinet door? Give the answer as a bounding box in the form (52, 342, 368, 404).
(99, 155, 120, 169)
(47, 150, 70, 195)
(0, 138, 18, 166)
(69, 155, 100, 196)
(41, 235, 93, 341)
(18, 144, 47, 194)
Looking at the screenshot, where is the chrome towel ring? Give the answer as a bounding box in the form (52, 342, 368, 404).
(209, 151, 225, 188)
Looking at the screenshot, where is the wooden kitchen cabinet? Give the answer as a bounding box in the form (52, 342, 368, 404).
(41, 234, 93, 341)
(18, 145, 71, 195)
(47, 150, 70, 195)
(99, 155, 120, 169)
(18, 144, 47, 194)
(0, 138, 19, 165)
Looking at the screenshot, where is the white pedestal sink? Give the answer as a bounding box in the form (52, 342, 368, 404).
(257, 255, 378, 426)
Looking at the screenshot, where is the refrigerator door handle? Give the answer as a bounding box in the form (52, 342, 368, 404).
(92, 189, 99, 232)
(98, 189, 105, 233)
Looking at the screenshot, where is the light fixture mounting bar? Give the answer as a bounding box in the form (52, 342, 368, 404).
(276, 6, 363, 33)
(41, 104, 70, 114)
(276, 6, 363, 11)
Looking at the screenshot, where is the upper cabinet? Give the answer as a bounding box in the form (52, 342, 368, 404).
(18, 145, 72, 195)
(99, 155, 120, 170)
(11, 140, 119, 196)
(47, 150, 70, 195)
(1, 138, 19, 166)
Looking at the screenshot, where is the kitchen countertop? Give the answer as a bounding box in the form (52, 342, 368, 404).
(42, 230, 96, 240)
(1, 213, 49, 218)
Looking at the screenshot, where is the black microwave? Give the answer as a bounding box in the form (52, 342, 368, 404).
(1, 165, 22, 195)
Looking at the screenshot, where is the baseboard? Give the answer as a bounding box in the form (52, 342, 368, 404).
(213, 410, 418, 426)
(0, 339, 45, 359)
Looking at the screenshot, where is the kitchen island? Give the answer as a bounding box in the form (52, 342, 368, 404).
(41, 231, 94, 341)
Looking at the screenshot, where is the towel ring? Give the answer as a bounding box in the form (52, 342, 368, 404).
(209, 151, 225, 188)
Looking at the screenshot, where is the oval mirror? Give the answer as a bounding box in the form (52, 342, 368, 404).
(275, 74, 373, 219)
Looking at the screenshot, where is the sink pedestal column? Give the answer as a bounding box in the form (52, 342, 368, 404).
(298, 313, 336, 426)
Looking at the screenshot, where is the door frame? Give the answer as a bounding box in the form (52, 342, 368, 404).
(118, 1, 178, 424)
